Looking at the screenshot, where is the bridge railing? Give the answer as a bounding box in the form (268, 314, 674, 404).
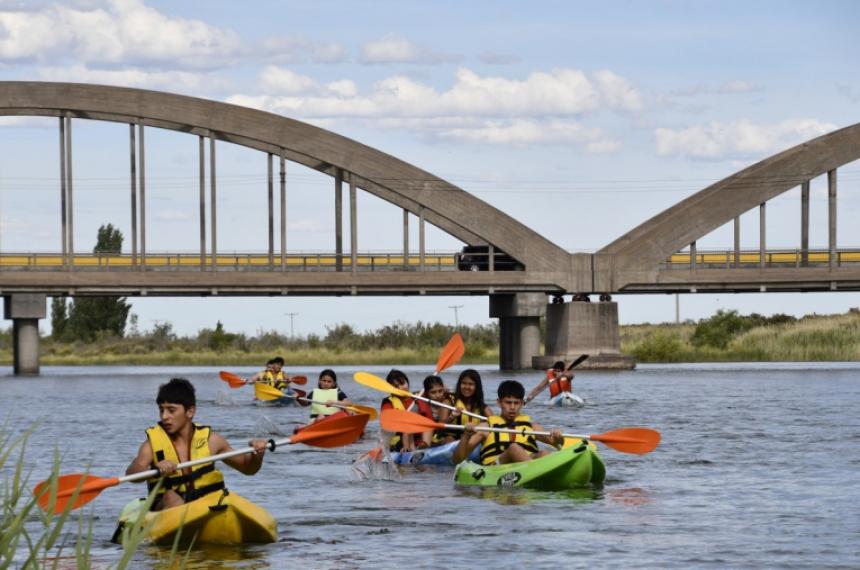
(0, 252, 460, 272)
(663, 248, 860, 269)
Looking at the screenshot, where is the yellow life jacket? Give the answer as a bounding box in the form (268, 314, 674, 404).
(145, 423, 225, 504)
(384, 396, 407, 450)
(451, 398, 484, 426)
(263, 370, 286, 388)
(479, 415, 538, 465)
(310, 388, 340, 418)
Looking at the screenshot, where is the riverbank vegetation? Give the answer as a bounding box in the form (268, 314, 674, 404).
(623, 308, 860, 362)
(0, 309, 858, 365)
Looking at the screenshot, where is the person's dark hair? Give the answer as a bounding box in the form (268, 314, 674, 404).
(266, 358, 274, 366)
(386, 369, 409, 386)
(319, 368, 337, 386)
(156, 377, 196, 409)
(497, 380, 525, 400)
(272, 356, 285, 366)
(455, 369, 487, 411)
(423, 375, 444, 392)
(552, 360, 566, 371)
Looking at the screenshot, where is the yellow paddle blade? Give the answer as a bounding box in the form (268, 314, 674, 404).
(254, 382, 286, 401)
(345, 403, 378, 420)
(353, 372, 412, 398)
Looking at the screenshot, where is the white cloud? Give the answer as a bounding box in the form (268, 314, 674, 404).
(36, 64, 232, 93)
(0, 0, 242, 68)
(654, 118, 838, 159)
(0, 116, 55, 127)
(359, 35, 461, 65)
(259, 66, 317, 95)
(437, 119, 620, 150)
(259, 35, 347, 64)
(595, 70, 642, 111)
(718, 80, 758, 94)
(226, 66, 636, 153)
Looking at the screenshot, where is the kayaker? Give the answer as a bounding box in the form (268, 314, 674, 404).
(452, 380, 564, 465)
(437, 369, 493, 438)
(419, 375, 456, 446)
(250, 356, 290, 391)
(126, 377, 269, 511)
(524, 360, 573, 404)
(380, 369, 433, 451)
(306, 369, 354, 422)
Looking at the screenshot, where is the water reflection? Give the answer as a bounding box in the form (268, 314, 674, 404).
(457, 485, 603, 505)
(606, 487, 653, 507)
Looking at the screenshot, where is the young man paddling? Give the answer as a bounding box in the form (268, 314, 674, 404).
(453, 380, 564, 465)
(126, 378, 269, 510)
(250, 356, 291, 391)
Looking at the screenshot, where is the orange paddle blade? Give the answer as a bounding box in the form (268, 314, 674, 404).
(380, 409, 443, 434)
(289, 413, 369, 448)
(435, 332, 465, 374)
(219, 371, 247, 388)
(293, 388, 307, 399)
(289, 375, 308, 385)
(34, 473, 120, 514)
(590, 427, 661, 454)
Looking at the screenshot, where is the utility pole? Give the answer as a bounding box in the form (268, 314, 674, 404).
(675, 294, 680, 324)
(284, 312, 298, 338)
(449, 304, 463, 327)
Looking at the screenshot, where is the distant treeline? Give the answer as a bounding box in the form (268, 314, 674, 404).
(0, 320, 501, 366)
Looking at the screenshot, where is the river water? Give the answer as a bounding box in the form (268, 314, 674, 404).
(1, 363, 858, 569)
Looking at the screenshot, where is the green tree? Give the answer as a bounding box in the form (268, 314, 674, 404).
(67, 224, 132, 341)
(50, 297, 69, 340)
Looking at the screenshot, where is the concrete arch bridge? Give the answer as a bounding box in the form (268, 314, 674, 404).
(1, 82, 858, 372)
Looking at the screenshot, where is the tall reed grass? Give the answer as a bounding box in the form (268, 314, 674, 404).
(0, 427, 186, 568)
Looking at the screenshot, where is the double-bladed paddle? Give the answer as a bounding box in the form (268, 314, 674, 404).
(254, 382, 307, 402)
(380, 409, 660, 455)
(354, 371, 487, 421)
(405, 332, 465, 412)
(254, 381, 377, 418)
(33, 414, 370, 515)
(219, 370, 308, 388)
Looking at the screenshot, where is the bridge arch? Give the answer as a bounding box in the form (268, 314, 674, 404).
(0, 81, 571, 285)
(597, 122, 860, 291)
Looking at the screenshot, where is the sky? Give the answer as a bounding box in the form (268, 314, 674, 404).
(1, 0, 859, 337)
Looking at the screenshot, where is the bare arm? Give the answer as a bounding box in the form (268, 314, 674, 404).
(452, 423, 487, 464)
(524, 377, 550, 404)
(532, 422, 564, 449)
(209, 432, 267, 475)
(126, 440, 157, 479)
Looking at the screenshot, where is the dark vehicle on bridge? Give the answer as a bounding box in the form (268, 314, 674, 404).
(456, 245, 525, 271)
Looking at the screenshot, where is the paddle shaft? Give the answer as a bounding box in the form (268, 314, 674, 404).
(297, 396, 363, 414)
(439, 422, 589, 441)
(407, 391, 486, 421)
(118, 437, 292, 486)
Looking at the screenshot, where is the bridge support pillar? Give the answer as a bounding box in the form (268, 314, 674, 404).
(490, 293, 545, 371)
(534, 299, 635, 370)
(3, 294, 46, 375)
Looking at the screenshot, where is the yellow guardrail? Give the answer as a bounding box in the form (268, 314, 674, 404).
(667, 249, 860, 265)
(0, 252, 458, 269)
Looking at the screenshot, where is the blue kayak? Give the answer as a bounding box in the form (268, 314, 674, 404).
(391, 441, 481, 465)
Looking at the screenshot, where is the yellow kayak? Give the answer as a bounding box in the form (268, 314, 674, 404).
(114, 490, 277, 546)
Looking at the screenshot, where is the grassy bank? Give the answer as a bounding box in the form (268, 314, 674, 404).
(25, 345, 500, 367)
(623, 310, 860, 362)
(1, 311, 858, 366)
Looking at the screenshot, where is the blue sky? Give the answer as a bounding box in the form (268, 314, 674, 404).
(1, 0, 859, 336)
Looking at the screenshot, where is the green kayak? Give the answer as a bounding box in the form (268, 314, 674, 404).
(454, 439, 605, 490)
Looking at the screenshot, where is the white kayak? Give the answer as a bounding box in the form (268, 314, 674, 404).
(548, 391, 585, 407)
